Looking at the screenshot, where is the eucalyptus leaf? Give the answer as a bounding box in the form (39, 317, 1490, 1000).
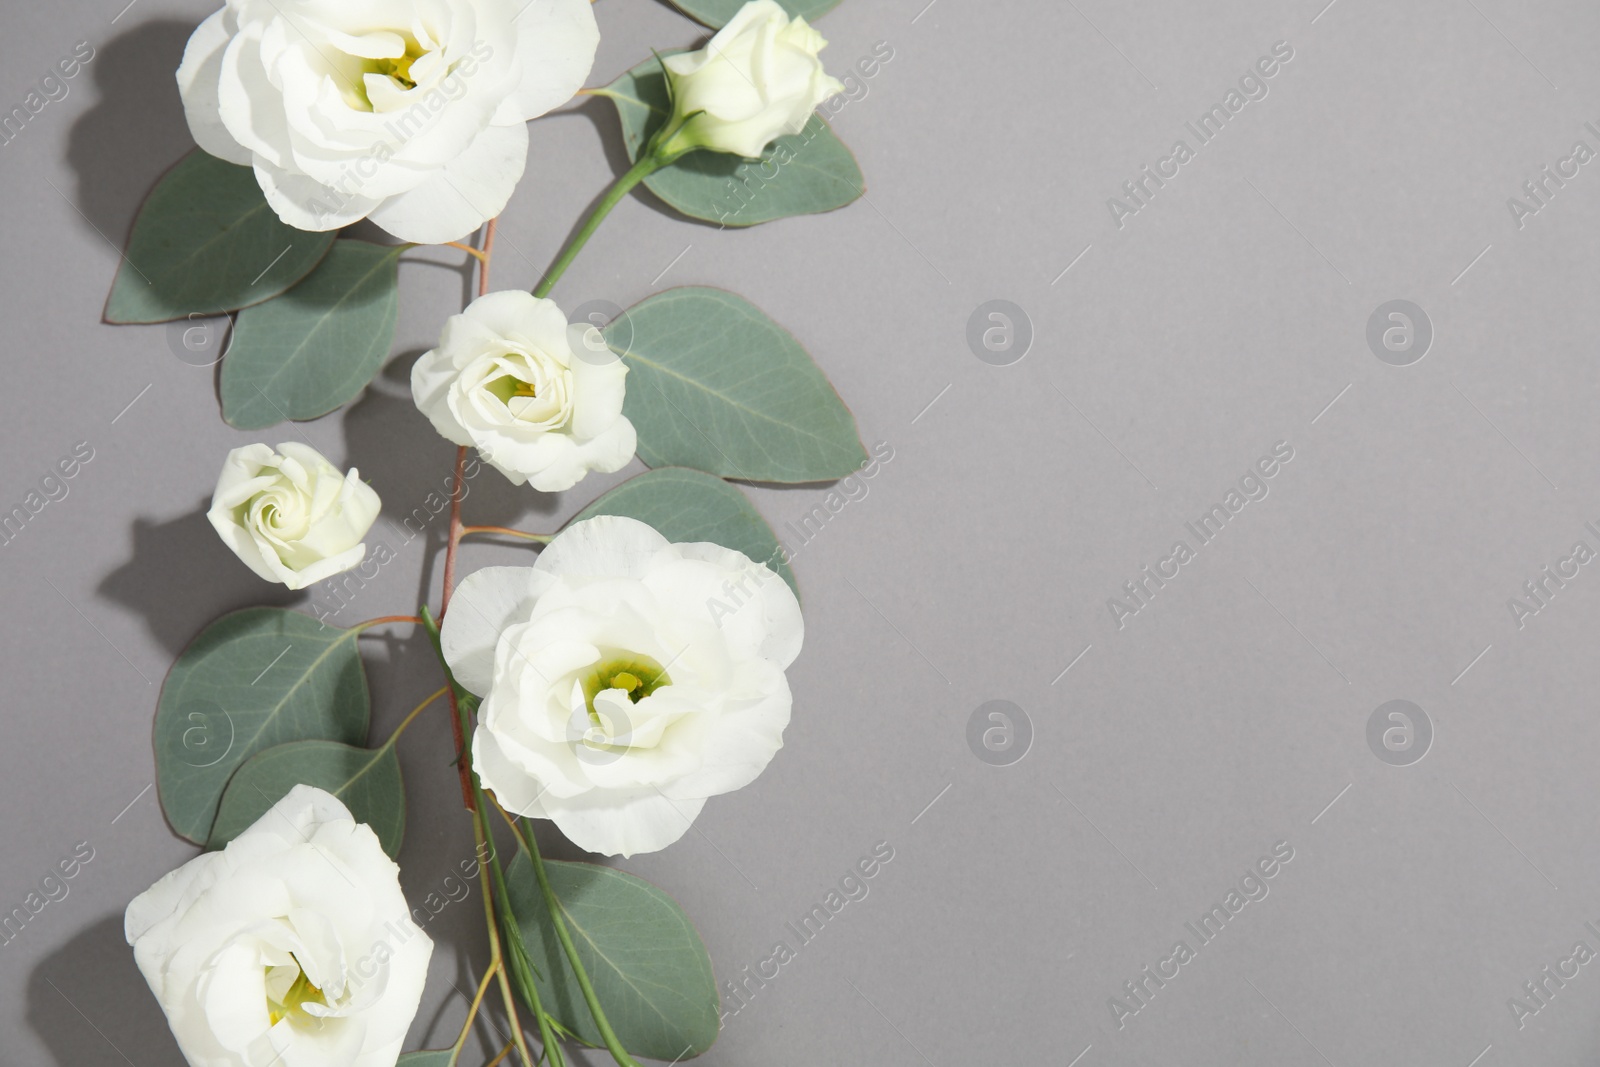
(574, 467, 797, 596)
(506, 852, 719, 1061)
(155, 608, 370, 845)
(105, 149, 335, 324)
(207, 740, 404, 858)
(600, 58, 862, 226)
(605, 287, 866, 482)
(396, 1052, 453, 1067)
(666, 0, 840, 29)
(221, 240, 402, 429)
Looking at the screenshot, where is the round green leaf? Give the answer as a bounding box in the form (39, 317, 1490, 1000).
(574, 467, 797, 596)
(155, 608, 370, 845)
(666, 0, 840, 29)
(208, 740, 404, 859)
(605, 287, 867, 482)
(396, 1054, 453, 1067)
(506, 853, 719, 1061)
(221, 240, 402, 429)
(600, 57, 863, 227)
(105, 149, 335, 324)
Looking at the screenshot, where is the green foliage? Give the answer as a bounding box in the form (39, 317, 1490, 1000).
(154, 609, 369, 844)
(605, 287, 866, 482)
(575, 467, 797, 595)
(208, 740, 404, 858)
(505, 852, 720, 1061)
(105, 149, 334, 324)
(220, 241, 402, 429)
(601, 58, 862, 226)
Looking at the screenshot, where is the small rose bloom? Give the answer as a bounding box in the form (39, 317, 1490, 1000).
(176, 0, 600, 243)
(125, 785, 433, 1067)
(441, 516, 803, 857)
(207, 442, 380, 591)
(411, 291, 635, 492)
(660, 0, 844, 159)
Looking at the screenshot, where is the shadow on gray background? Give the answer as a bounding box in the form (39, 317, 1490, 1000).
(66, 20, 195, 243)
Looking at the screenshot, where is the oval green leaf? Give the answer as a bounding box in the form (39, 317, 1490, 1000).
(600, 58, 862, 227)
(574, 467, 797, 596)
(221, 240, 402, 429)
(666, 0, 840, 29)
(396, 1053, 453, 1067)
(506, 853, 719, 1061)
(155, 608, 370, 845)
(605, 287, 867, 482)
(105, 149, 335, 324)
(207, 740, 404, 858)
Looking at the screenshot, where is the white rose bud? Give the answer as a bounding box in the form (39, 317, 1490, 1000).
(658, 0, 845, 160)
(125, 785, 433, 1067)
(207, 442, 381, 591)
(176, 0, 599, 243)
(441, 515, 803, 857)
(411, 291, 636, 492)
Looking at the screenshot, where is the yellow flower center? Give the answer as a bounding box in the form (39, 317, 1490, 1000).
(266, 957, 328, 1026)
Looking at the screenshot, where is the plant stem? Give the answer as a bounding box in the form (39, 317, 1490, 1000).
(446, 241, 490, 265)
(441, 445, 469, 616)
(500, 809, 642, 1067)
(354, 614, 424, 632)
(469, 795, 538, 1067)
(380, 686, 448, 749)
(460, 525, 553, 543)
(448, 962, 501, 1067)
(479, 219, 497, 296)
(421, 606, 478, 810)
(533, 155, 661, 300)
(485, 1042, 515, 1067)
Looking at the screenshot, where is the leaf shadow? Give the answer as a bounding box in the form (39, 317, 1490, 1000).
(27, 913, 186, 1066)
(65, 19, 198, 242)
(97, 506, 300, 657)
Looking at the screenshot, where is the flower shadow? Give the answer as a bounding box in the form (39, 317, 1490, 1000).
(65, 19, 198, 242)
(27, 913, 185, 1066)
(96, 505, 299, 656)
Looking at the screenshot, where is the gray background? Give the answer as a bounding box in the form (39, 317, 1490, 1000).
(2, 0, 1599, 1063)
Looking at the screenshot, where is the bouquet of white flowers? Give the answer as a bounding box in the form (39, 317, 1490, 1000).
(103, 2, 865, 1063)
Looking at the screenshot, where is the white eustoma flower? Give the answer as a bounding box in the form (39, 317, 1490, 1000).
(207, 442, 380, 591)
(176, 0, 600, 243)
(659, 0, 844, 159)
(411, 290, 635, 492)
(125, 786, 433, 1067)
(441, 516, 803, 857)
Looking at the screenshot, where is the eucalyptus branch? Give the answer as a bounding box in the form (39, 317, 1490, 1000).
(497, 806, 643, 1067)
(532, 153, 662, 301)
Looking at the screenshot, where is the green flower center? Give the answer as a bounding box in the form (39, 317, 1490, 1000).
(580, 651, 671, 728)
(343, 40, 426, 111)
(486, 373, 539, 404)
(266, 956, 328, 1026)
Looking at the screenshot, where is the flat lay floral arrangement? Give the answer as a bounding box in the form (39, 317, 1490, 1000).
(101, 0, 867, 1063)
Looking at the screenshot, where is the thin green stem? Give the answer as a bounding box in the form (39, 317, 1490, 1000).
(533, 154, 662, 300)
(499, 807, 642, 1067)
(448, 962, 500, 1067)
(460, 525, 553, 543)
(469, 804, 538, 1067)
(379, 686, 448, 750)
